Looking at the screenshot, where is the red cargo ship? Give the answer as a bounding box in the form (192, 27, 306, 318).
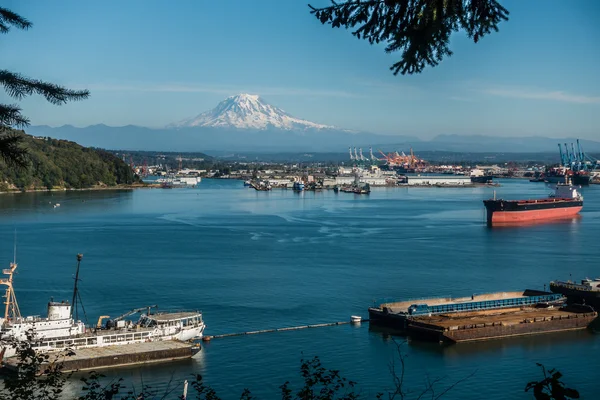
(483, 183, 583, 226)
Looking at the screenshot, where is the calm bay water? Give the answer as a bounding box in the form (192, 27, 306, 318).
(1, 179, 599, 399)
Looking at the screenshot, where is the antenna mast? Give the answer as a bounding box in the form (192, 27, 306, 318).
(71, 254, 83, 320)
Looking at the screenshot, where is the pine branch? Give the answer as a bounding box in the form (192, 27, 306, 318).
(309, 0, 509, 75)
(0, 129, 29, 169)
(0, 70, 90, 105)
(0, 7, 32, 33)
(0, 104, 30, 127)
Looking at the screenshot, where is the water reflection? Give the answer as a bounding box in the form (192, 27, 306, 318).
(369, 323, 599, 358)
(0, 190, 134, 220)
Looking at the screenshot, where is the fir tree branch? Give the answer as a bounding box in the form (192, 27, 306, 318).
(309, 0, 509, 75)
(0, 70, 90, 105)
(0, 104, 30, 127)
(0, 7, 32, 33)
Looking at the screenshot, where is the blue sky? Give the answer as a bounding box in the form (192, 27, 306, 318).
(2, 0, 599, 139)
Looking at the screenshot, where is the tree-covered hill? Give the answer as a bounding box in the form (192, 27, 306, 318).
(0, 131, 139, 191)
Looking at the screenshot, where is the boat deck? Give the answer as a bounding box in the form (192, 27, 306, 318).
(411, 307, 584, 329)
(407, 307, 597, 342)
(4, 341, 196, 373)
(380, 291, 528, 313)
(151, 311, 201, 321)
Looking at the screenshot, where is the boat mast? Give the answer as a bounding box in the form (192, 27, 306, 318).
(71, 253, 83, 320)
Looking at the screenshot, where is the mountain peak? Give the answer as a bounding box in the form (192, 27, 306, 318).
(168, 94, 335, 131)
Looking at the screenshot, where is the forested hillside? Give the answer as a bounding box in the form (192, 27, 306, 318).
(0, 132, 139, 191)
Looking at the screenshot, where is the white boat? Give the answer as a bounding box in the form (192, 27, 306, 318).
(0, 255, 205, 359)
(157, 174, 201, 188)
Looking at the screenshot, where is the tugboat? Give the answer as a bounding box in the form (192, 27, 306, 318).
(550, 278, 600, 309)
(483, 180, 583, 226)
(470, 169, 493, 184)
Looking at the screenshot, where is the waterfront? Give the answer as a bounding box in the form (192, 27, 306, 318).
(1, 179, 599, 398)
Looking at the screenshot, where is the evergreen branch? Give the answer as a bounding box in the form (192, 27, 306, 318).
(0, 104, 30, 127)
(0, 129, 29, 169)
(0, 7, 32, 33)
(309, 0, 509, 75)
(0, 70, 90, 105)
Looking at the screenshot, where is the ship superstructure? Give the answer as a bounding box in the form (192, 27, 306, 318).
(550, 278, 600, 309)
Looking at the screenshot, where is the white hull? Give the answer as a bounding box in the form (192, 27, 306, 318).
(1, 310, 205, 360)
(1, 323, 204, 359)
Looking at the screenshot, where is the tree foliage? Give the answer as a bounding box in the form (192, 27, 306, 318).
(0, 331, 73, 400)
(309, 0, 509, 75)
(525, 363, 580, 400)
(0, 335, 583, 400)
(0, 6, 89, 168)
(0, 131, 139, 191)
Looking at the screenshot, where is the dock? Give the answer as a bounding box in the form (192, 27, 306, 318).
(3, 341, 198, 373)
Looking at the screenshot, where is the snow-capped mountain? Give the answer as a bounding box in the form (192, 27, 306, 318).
(168, 94, 335, 130)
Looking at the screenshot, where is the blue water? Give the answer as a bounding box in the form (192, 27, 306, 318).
(1, 179, 599, 399)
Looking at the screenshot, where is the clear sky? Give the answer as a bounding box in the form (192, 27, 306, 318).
(2, 0, 599, 139)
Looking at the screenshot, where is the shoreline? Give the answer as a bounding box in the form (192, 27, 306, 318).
(0, 183, 161, 195)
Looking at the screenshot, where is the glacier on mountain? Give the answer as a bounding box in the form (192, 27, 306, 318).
(168, 93, 335, 130)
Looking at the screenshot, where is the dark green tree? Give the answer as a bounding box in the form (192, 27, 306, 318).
(309, 0, 509, 75)
(525, 363, 580, 400)
(0, 7, 89, 168)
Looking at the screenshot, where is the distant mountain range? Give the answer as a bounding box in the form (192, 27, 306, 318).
(26, 94, 600, 154)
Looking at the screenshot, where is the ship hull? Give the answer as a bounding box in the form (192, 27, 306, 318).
(483, 199, 582, 226)
(572, 174, 590, 186)
(550, 284, 600, 309)
(471, 176, 493, 184)
(544, 176, 565, 184)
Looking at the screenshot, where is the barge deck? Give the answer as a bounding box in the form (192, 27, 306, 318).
(409, 307, 597, 343)
(3, 341, 199, 373)
(368, 289, 598, 343)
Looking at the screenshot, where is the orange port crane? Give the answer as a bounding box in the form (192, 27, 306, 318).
(377, 148, 425, 168)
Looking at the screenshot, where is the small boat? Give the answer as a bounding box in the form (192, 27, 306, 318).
(470, 169, 493, 184)
(550, 278, 600, 308)
(350, 315, 362, 324)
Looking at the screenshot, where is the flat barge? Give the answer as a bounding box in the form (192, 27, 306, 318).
(3, 341, 199, 373)
(369, 290, 597, 343)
